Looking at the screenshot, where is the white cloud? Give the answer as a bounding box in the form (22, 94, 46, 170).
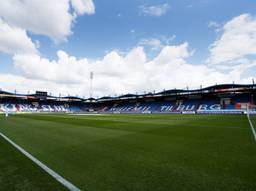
(13, 51, 90, 84)
(208, 21, 220, 29)
(71, 0, 95, 15)
(139, 38, 162, 50)
(139, 35, 176, 51)
(0, 19, 37, 55)
(208, 14, 256, 65)
(0, 0, 95, 42)
(0, 73, 89, 97)
(139, 3, 170, 17)
(0, 42, 252, 97)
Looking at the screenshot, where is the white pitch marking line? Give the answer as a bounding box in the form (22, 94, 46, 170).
(0, 132, 81, 191)
(247, 114, 256, 142)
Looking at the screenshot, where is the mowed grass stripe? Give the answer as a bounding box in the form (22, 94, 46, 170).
(14, 114, 249, 132)
(8, 114, 249, 144)
(0, 114, 255, 191)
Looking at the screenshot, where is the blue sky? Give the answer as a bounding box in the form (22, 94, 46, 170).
(0, 0, 256, 97)
(38, 0, 254, 58)
(44, 0, 255, 57)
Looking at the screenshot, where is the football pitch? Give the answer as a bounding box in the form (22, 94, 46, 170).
(0, 114, 256, 191)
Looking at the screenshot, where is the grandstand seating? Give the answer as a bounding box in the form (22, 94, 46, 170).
(0, 96, 250, 114)
(99, 95, 251, 113)
(0, 84, 254, 114)
(102, 101, 219, 113)
(0, 104, 69, 113)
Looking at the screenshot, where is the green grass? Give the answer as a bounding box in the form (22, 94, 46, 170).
(0, 114, 256, 191)
(249, 113, 256, 129)
(0, 124, 67, 191)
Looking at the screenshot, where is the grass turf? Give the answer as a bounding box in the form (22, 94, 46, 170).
(0, 125, 67, 191)
(249, 113, 256, 129)
(0, 113, 256, 191)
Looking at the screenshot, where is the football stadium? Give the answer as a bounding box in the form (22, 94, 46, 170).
(1, 1, 256, 191)
(0, 84, 256, 191)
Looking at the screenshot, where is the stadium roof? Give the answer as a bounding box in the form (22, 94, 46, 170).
(1, 83, 255, 102)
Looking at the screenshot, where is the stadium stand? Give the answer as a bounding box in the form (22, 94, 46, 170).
(0, 84, 255, 114)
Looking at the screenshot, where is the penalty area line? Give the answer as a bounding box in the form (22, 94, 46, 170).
(0, 132, 81, 191)
(247, 114, 256, 142)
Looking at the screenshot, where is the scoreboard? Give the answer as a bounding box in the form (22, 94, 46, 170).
(35, 91, 48, 99)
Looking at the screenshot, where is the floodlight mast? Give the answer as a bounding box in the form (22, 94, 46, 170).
(90, 71, 94, 98)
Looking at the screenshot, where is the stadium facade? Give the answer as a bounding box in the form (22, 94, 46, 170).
(0, 84, 255, 114)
